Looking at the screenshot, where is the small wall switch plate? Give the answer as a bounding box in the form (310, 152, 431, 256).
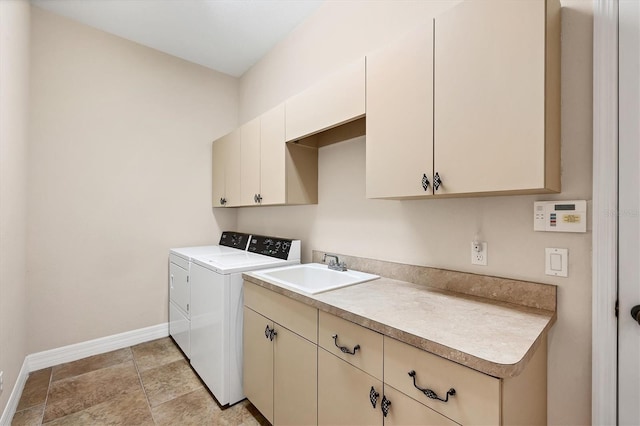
(471, 242, 488, 266)
(545, 248, 568, 277)
(0, 370, 3, 393)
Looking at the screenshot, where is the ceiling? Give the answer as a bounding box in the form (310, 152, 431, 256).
(30, 0, 323, 77)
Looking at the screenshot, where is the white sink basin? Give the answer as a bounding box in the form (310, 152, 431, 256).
(252, 263, 379, 294)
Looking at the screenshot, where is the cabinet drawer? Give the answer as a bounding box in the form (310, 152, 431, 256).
(318, 311, 383, 380)
(384, 337, 500, 425)
(383, 385, 459, 426)
(244, 281, 318, 343)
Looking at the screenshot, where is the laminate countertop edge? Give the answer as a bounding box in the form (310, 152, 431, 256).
(242, 273, 556, 379)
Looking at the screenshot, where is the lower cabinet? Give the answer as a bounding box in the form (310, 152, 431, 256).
(274, 326, 317, 425)
(383, 385, 458, 426)
(243, 308, 274, 423)
(318, 348, 383, 426)
(243, 282, 318, 426)
(243, 282, 547, 426)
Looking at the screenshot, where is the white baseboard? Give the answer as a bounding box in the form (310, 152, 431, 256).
(28, 323, 169, 371)
(0, 323, 168, 425)
(0, 359, 29, 426)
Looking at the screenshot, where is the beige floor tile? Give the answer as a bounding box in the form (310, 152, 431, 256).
(139, 359, 203, 407)
(132, 337, 185, 372)
(42, 361, 141, 423)
(42, 386, 154, 426)
(12, 338, 267, 426)
(150, 387, 221, 425)
(16, 368, 51, 411)
(51, 348, 133, 382)
(11, 404, 45, 426)
(215, 400, 271, 426)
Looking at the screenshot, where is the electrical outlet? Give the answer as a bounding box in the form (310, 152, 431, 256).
(471, 241, 488, 266)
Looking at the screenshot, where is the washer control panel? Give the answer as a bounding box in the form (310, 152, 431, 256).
(248, 235, 300, 260)
(219, 232, 251, 249)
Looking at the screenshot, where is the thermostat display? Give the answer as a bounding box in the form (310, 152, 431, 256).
(534, 200, 587, 233)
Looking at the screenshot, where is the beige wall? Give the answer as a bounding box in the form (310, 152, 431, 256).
(237, 1, 593, 424)
(0, 0, 31, 415)
(27, 7, 238, 353)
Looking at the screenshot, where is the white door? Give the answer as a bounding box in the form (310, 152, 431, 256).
(618, 0, 640, 423)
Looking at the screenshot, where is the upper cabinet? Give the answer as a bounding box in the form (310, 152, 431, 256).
(285, 58, 366, 142)
(214, 103, 318, 208)
(366, 23, 434, 199)
(240, 104, 293, 206)
(212, 129, 241, 207)
(433, 0, 560, 196)
(366, 0, 560, 199)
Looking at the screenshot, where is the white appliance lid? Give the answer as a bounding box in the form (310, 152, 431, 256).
(169, 245, 242, 260)
(191, 252, 297, 274)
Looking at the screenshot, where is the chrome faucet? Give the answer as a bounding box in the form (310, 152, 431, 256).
(323, 253, 347, 271)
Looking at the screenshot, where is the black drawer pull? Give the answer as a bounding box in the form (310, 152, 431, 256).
(381, 395, 391, 417)
(369, 386, 379, 409)
(332, 334, 360, 355)
(408, 370, 456, 402)
(264, 325, 276, 341)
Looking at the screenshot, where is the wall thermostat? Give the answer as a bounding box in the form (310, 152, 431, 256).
(534, 200, 587, 233)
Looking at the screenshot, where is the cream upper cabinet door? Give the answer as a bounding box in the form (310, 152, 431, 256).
(224, 128, 242, 207)
(240, 117, 261, 206)
(212, 129, 241, 207)
(366, 22, 434, 199)
(434, 0, 560, 195)
(211, 135, 227, 207)
(285, 58, 365, 142)
(260, 104, 286, 205)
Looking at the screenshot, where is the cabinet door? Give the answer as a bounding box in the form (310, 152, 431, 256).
(212, 129, 242, 207)
(224, 128, 242, 206)
(286, 58, 365, 142)
(274, 325, 317, 426)
(243, 307, 274, 423)
(383, 385, 458, 426)
(366, 22, 434, 199)
(434, 0, 550, 195)
(260, 104, 286, 205)
(240, 117, 261, 206)
(211, 136, 227, 207)
(318, 348, 382, 426)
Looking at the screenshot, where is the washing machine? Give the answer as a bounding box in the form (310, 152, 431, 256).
(168, 232, 251, 358)
(189, 234, 300, 406)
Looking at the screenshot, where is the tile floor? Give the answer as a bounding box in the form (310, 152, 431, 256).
(11, 337, 270, 425)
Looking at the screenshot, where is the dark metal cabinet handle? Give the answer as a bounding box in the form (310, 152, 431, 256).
(220, 197, 227, 205)
(408, 370, 456, 402)
(422, 174, 430, 191)
(332, 334, 360, 355)
(381, 395, 391, 417)
(369, 386, 379, 409)
(256, 194, 262, 203)
(632, 305, 640, 325)
(264, 325, 277, 341)
(433, 173, 442, 191)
